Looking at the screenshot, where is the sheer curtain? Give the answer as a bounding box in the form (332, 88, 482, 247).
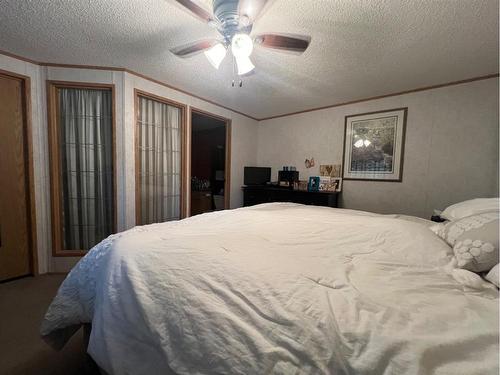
(138, 96, 181, 224)
(59, 88, 114, 250)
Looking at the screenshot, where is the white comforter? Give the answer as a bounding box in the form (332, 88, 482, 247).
(41, 204, 499, 375)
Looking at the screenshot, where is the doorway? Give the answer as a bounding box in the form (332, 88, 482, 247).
(190, 108, 231, 216)
(0, 70, 36, 281)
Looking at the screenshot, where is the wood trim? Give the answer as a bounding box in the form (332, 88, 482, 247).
(181, 108, 188, 218)
(225, 121, 232, 210)
(134, 89, 188, 225)
(189, 107, 232, 216)
(259, 74, 500, 121)
(190, 106, 232, 123)
(0, 50, 257, 120)
(47, 80, 117, 257)
(134, 91, 140, 225)
(184, 111, 191, 217)
(341, 107, 408, 183)
(0, 69, 38, 275)
(1, 49, 497, 122)
(0, 49, 40, 65)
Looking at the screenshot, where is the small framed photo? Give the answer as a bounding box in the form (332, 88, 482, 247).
(319, 164, 341, 178)
(319, 177, 342, 192)
(342, 108, 407, 181)
(332, 177, 342, 192)
(293, 180, 308, 191)
(308, 176, 320, 192)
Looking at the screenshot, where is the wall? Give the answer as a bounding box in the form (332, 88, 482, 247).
(0, 53, 259, 273)
(257, 77, 499, 218)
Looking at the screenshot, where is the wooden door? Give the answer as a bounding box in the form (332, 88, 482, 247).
(0, 74, 32, 281)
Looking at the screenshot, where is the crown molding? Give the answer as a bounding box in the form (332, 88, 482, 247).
(0, 49, 259, 121)
(258, 73, 499, 121)
(0, 49, 498, 122)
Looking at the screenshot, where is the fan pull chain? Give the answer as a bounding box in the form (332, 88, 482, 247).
(231, 54, 243, 88)
(232, 54, 235, 87)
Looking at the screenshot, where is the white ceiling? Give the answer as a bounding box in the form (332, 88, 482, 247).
(0, 0, 498, 119)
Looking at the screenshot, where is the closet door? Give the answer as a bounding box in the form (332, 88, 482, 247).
(0, 74, 32, 281)
(135, 92, 185, 225)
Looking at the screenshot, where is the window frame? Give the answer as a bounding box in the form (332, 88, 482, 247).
(134, 89, 187, 225)
(47, 81, 117, 256)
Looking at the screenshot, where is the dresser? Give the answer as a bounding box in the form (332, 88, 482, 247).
(242, 185, 339, 208)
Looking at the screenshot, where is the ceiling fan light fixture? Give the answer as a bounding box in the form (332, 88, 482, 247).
(231, 33, 253, 58)
(204, 43, 227, 69)
(235, 55, 255, 75)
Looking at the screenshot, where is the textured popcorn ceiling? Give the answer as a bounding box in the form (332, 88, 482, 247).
(0, 0, 498, 119)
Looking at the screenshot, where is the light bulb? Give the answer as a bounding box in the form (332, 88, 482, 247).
(235, 55, 255, 75)
(354, 139, 364, 148)
(204, 43, 227, 69)
(231, 33, 253, 58)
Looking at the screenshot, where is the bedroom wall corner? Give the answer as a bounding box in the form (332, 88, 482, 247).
(256, 77, 499, 218)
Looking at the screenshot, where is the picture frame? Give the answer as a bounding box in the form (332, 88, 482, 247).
(342, 108, 407, 182)
(308, 176, 320, 192)
(319, 176, 342, 192)
(296, 180, 308, 191)
(319, 164, 341, 178)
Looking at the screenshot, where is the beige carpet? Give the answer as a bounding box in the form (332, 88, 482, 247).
(0, 274, 99, 375)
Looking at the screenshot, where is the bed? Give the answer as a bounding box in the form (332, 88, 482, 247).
(41, 203, 499, 375)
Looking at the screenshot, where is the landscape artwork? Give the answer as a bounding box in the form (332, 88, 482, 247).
(342, 108, 407, 181)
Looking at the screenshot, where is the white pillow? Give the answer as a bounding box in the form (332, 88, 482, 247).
(441, 198, 499, 221)
(434, 212, 499, 272)
(485, 263, 499, 288)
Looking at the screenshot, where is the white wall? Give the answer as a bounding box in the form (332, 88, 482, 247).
(257, 78, 499, 218)
(0, 54, 258, 273)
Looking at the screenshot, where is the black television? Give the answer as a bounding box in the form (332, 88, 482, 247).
(244, 167, 271, 186)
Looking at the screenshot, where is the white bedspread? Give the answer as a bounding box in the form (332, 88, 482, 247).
(41, 204, 499, 375)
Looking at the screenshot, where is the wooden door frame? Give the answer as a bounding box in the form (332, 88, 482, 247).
(133, 89, 188, 223)
(188, 107, 232, 217)
(0, 69, 38, 276)
(46, 80, 117, 256)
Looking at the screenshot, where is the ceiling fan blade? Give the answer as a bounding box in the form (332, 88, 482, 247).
(170, 39, 219, 57)
(254, 33, 311, 53)
(174, 0, 214, 23)
(237, 0, 270, 25)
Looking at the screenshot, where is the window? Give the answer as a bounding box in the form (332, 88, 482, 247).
(135, 91, 185, 225)
(48, 82, 115, 255)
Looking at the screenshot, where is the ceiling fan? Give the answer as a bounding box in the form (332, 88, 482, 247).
(170, 0, 311, 76)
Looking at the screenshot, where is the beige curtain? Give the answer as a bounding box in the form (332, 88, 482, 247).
(59, 88, 114, 250)
(138, 96, 181, 224)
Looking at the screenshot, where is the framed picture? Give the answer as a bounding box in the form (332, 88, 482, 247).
(295, 180, 308, 191)
(342, 108, 407, 181)
(308, 176, 320, 192)
(319, 164, 341, 178)
(319, 176, 342, 192)
(332, 177, 342, 192)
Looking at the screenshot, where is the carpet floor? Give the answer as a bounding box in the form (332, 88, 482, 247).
(0, 274, 99, 375)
